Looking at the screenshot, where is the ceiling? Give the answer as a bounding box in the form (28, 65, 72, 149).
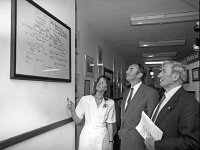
(76, 0, 199, 66)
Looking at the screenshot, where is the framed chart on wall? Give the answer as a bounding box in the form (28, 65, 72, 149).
(85, 55, 95, 78)
(10, 0, 71, 82)
(84, 80, 91, 95)
(192, 67, 199, 81)
(104, 68, 113, 98)
(97, 45, 103, 65)
(183, 69, 189, 84)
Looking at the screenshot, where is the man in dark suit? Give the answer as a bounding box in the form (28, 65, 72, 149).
(145, 61, 200, 150)
(119, 63, 159, 150)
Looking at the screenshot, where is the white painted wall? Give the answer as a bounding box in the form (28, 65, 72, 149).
(0, 0, 75, 149)
(76, 16, 126, 98)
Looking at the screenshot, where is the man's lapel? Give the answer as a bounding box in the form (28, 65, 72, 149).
(124, 84, 144, 118)
(121, 87, 137, 127)
(155, 87, 183, 125)
(121, 89, 129, 119)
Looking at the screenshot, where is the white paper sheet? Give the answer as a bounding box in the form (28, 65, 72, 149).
(136, 111, 163, 141)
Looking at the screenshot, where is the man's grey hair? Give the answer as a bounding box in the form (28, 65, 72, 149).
(162, 61, 187, 82)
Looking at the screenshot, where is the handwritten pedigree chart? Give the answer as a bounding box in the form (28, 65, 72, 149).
(11, 0, 71, 82)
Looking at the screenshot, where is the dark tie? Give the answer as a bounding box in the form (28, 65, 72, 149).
(151, 95, 166, 122)
(126, 87, 134, 107)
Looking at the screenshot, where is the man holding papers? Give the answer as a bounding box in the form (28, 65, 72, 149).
(144, 61, 200, 150)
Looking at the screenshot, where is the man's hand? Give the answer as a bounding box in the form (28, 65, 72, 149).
(144, 136, 155, 150)
(117, 129, 122, 139)
(108, 142, 113, 150)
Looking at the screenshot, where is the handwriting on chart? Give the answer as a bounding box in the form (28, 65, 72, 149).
(22, 16, 69, 70)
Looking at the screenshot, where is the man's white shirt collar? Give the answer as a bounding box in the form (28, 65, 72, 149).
(165, 85, 182, 100)
(125, 82, 142, 110)
(131, 82, 142, 91)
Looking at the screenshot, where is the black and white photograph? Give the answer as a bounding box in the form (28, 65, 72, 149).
(0, 0, 199, 150)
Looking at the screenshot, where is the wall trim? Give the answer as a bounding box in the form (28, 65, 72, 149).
(0, 118, 73, 149)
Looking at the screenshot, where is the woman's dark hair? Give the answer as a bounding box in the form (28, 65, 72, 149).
(92, 75, 111, 100)
(137, 63, 147, 82)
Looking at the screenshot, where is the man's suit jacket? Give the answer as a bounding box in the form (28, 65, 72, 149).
(154, 87, 200, 150)
(119, 83, 159, 150)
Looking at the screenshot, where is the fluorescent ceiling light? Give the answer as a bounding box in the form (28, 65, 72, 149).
(97, 63, 103, 66)
(139, 39, 185, 47)
(145, 61, 164, 65)
(43, 68, 60, 72)
(142, 52, 177, 58)
(130, 11, 199, 26)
